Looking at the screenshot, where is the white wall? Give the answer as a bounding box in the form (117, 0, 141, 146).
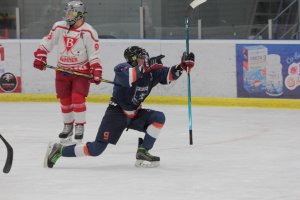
(2, 39, 300, 97)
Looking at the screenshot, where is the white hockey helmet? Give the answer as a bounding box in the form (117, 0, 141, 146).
(64, 1, 87, 26)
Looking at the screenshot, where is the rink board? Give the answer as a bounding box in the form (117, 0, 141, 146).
(0, 94, 299, 109)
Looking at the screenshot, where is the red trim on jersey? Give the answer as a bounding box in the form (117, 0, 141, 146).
(51, 25, 98, 42)
(81, 29, 99, 42)
(58, 59, 89, 67)
(89, 58, 99, 62)
(51, 25, 79, 32)
(89, 58, 100, 65)
(40, 45, 50, 53)
(132, 67, 137, 83)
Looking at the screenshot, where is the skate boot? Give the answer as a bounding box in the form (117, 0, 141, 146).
(47, 143, 63, 168)
(135, 138, 160, 168)
(74, 124, 84, 142)
(59, 123, 73, 143)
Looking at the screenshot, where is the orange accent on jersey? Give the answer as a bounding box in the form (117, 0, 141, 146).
(152, 122, 163, 129)
(83, 145, 90, 156)
(82, 29, 99, 42)
(132, 67, 137, 83)
(103, 131, 110, 141)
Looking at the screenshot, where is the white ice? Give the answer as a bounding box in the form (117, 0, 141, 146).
(0, 102, 300, 200)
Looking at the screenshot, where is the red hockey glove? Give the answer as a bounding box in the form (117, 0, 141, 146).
(179, 52, 195, 72)
(143, 55, 165, 72)
(90, 63, 102, 85)
(33, 48, 47, 70)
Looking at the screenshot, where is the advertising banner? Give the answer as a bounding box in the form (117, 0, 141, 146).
(236, 43, 300, 99)
(0, 43, 21, 93)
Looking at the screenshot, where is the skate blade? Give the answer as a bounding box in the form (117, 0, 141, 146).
(43, 142, 52, 168)
(135, 160, 160, 168)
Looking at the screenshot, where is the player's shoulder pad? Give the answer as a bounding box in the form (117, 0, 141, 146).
(53, 21, 68, 28)
(81, 22, 99, 42)
(82, 22, 94, 30)
(114, 62, 131, 72)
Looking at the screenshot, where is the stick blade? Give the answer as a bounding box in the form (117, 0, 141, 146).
(3, 145, 13, 173)
(0, 134, 13, 173)
(190, 0, 207, 9)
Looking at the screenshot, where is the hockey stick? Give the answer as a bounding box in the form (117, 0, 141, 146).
(45, 65, 118, 86)
(185, 0, 207, 145)
(0, 134, 13, 173)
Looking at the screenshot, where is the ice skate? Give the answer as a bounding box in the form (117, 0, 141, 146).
(59, 124, 73, 144)
(46, 143, 63, 168)
(135, 138, 160, 168)
(74, 124, 84, 143)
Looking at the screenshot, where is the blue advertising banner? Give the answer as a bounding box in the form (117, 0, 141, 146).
(236, 44, 300, 99)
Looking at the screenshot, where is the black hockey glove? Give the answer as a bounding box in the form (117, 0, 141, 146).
(143, 55, 165, 72)
(177, 52, 195, 72)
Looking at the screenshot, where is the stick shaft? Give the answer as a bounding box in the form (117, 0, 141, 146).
(46, 65, 117, 85)
(185, 16, 193, 145)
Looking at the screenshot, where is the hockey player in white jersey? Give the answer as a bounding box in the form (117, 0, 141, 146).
(33, 1, 102, 142)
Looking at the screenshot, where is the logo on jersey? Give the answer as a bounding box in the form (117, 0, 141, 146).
(132, 86, 149, 105)
(63, 36, 79, 52)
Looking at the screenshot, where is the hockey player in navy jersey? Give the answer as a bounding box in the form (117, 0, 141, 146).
(45, 46, 195, 168)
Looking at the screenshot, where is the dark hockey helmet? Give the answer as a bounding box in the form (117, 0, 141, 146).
(124, 46, 149, 67)
(64, 1, 87, 26)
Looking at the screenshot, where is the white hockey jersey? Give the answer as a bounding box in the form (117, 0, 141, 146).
(39, 21, 100, 74)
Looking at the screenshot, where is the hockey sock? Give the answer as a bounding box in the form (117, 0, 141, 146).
(60, 97, 74, 123)
(72, 92, 86, 124)
(62, 141, 108, 157)
(62, 144, 76, 157)
(85, 141, 108, 156)
(142, 133, 156, 150)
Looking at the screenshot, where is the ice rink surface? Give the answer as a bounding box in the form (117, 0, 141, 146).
(0, 102, 300, 200)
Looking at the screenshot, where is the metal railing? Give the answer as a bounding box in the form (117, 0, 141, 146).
(253, 0, 298, 39)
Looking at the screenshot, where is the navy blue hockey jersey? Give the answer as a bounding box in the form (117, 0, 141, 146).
(112, 62, 183, 118)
